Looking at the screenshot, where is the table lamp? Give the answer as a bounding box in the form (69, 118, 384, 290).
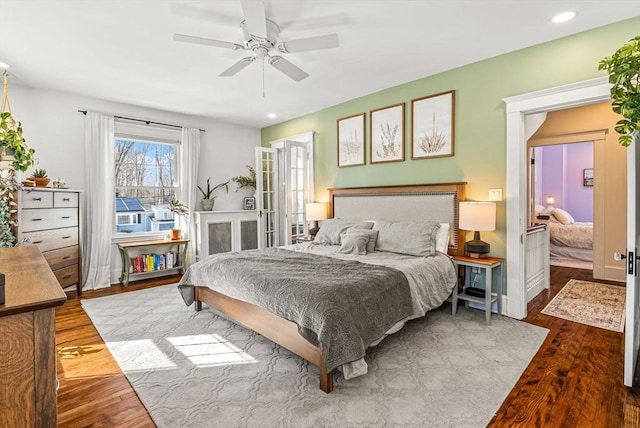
(545, 194, 555, 207)
(459, 201, 496, 258)
(305, 202, 328, 236)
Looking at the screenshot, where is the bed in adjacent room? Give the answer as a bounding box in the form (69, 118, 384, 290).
(543, 207, 593, 269)
(178, 182, 466, 392)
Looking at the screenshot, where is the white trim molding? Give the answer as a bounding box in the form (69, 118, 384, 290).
(503, 76, 611, 319)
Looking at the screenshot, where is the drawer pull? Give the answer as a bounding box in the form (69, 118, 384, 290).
(62, 275, 71, 280)
(63, 198, 70, 201)
(62, 216, 71, 219)
(31, 218, 43, 221)
(62, 256, 71, 260)
(33, 197, 42, 201)
(62, 236, 71, 239)
(33, 240, 43, 244)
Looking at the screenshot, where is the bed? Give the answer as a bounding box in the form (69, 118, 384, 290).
(542, 207, 593, 267)
(178, 182, 466, 393)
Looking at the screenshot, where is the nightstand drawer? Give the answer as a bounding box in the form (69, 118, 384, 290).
(20, 208, 79, 232)
(53, 264, 79, 288)
(20, 191, 54, 209)
(22, 227, 79, 252)
(54, 192, 79, 208)
(43, 245, 79, 271)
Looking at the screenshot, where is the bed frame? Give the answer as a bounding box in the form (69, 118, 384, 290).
(193, 182, 466, 393)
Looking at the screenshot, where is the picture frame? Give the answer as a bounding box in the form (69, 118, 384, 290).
(411, 90, 455, 159)
(337, 113, 366, 167)
(583, 168, 594, 187)
(243, 197, 255, 210)
(370, 103, 405, 164)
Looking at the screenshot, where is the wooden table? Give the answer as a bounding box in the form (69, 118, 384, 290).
(451, 255, 504, 325)
(0, 245, 67, 427)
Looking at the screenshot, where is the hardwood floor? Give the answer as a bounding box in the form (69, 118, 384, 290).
(56, 268, 640, 427)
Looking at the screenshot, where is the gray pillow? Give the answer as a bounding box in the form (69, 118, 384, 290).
(314, 218, 374, 245)
(373, 220, 441, 257)
(342, 229, 379, 254)
(338, 233, 369, 255)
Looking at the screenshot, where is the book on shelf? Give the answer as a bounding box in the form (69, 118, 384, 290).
(129, 250, 181, 273)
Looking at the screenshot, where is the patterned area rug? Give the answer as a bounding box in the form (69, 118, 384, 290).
(542, 279, 626, 332)
(82, 285, 548, 428)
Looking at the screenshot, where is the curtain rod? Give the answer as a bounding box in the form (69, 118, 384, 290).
(77, 110, 205, 132)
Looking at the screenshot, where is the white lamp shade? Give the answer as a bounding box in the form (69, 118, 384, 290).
(459, 202, 496, 232)
(305, 202, 328, 221)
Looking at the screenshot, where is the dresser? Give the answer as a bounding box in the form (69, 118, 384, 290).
(0, 245, 67, 427)
(18, 188, 82, 295)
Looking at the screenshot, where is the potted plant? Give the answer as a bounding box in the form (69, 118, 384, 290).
(0, 170, 17, 247)
(598, 36, 640, 146)
(0, 73, 36, 172)
(197, 178, 229, 211)
(30, 168, 50, 187)
(168, 198, 188, 240)
(231, 165, 257, 192)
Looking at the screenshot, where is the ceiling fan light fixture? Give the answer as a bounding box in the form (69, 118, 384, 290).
(552, 11, 576, 23)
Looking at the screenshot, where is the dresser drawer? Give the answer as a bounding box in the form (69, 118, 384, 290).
(54, 192, 79, 208)
(43, 245, 79, 271)
(21, 208, 79, 232)
(20, 191, 54, 209)
(53, 264, 79, 288)
(21, 227, 79, 252)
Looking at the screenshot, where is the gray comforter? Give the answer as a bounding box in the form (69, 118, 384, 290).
(178, 247, 414, 371)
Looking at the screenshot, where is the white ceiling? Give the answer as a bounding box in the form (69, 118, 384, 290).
(0, 1, 638, 128)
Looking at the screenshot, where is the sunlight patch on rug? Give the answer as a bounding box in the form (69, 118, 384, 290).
(541, 279, 625, 332)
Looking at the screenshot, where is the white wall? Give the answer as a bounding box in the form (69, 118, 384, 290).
(9, 84, 261, 286)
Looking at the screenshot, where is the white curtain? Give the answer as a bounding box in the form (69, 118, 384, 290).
(180, 127, 200, 267)
(82, 112, 115, 290)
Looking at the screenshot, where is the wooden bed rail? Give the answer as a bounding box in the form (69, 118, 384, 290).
(194, 286, 334, 393)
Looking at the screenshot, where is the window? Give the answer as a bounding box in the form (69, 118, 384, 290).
(114, 136, 178, 234)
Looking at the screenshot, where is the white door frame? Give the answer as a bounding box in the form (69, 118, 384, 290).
(503, 77, 611, 319)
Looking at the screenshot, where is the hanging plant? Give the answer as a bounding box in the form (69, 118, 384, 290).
(0, 170, 18, 247)
(598, 36, 640, 146)
(0, 72, 36, 171)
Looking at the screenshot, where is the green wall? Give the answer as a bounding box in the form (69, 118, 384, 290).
(261, 18, 640, 257)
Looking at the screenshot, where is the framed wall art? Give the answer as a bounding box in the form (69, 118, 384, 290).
(370, 103, 405, 164)
(337, 113, 365, 167)
(411, 90, 455, 159)
(583, 168, 594, 186)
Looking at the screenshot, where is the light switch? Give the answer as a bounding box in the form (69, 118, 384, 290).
(488, 188, 503, 201)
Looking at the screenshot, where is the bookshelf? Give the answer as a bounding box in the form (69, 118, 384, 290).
(116, 239, 189, 286)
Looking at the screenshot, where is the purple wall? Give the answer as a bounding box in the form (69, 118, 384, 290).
(538, 142, 593, 222)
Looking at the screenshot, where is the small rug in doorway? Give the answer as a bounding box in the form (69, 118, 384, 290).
(541, 279, 625, 332)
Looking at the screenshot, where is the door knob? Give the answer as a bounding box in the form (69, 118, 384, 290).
(614, 252, 627, 261)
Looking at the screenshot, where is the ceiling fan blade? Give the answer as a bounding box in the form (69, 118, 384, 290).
(173, 33, 244, 50)
(277, 34, 339, 53)
(269, 56, 309, 82)
(240, 0, 267, 39)
(219, 57, 256, 77)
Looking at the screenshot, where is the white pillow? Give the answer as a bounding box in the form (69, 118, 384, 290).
(552, 208, 574, 225)
(436, 223, 450, 253)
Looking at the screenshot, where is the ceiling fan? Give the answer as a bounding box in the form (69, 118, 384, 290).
(173, 0, 340, 82)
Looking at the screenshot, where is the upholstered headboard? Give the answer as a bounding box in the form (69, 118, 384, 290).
(328, 183, 466, 255)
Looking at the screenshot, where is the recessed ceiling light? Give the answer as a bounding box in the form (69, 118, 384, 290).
(552, 11, 576, 23)
(267, 113, 277, 119)
(0, 62, 10, 69)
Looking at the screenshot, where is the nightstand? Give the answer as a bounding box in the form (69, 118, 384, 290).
(451, 255, 504, 325)
(296, 236, 315, 244)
